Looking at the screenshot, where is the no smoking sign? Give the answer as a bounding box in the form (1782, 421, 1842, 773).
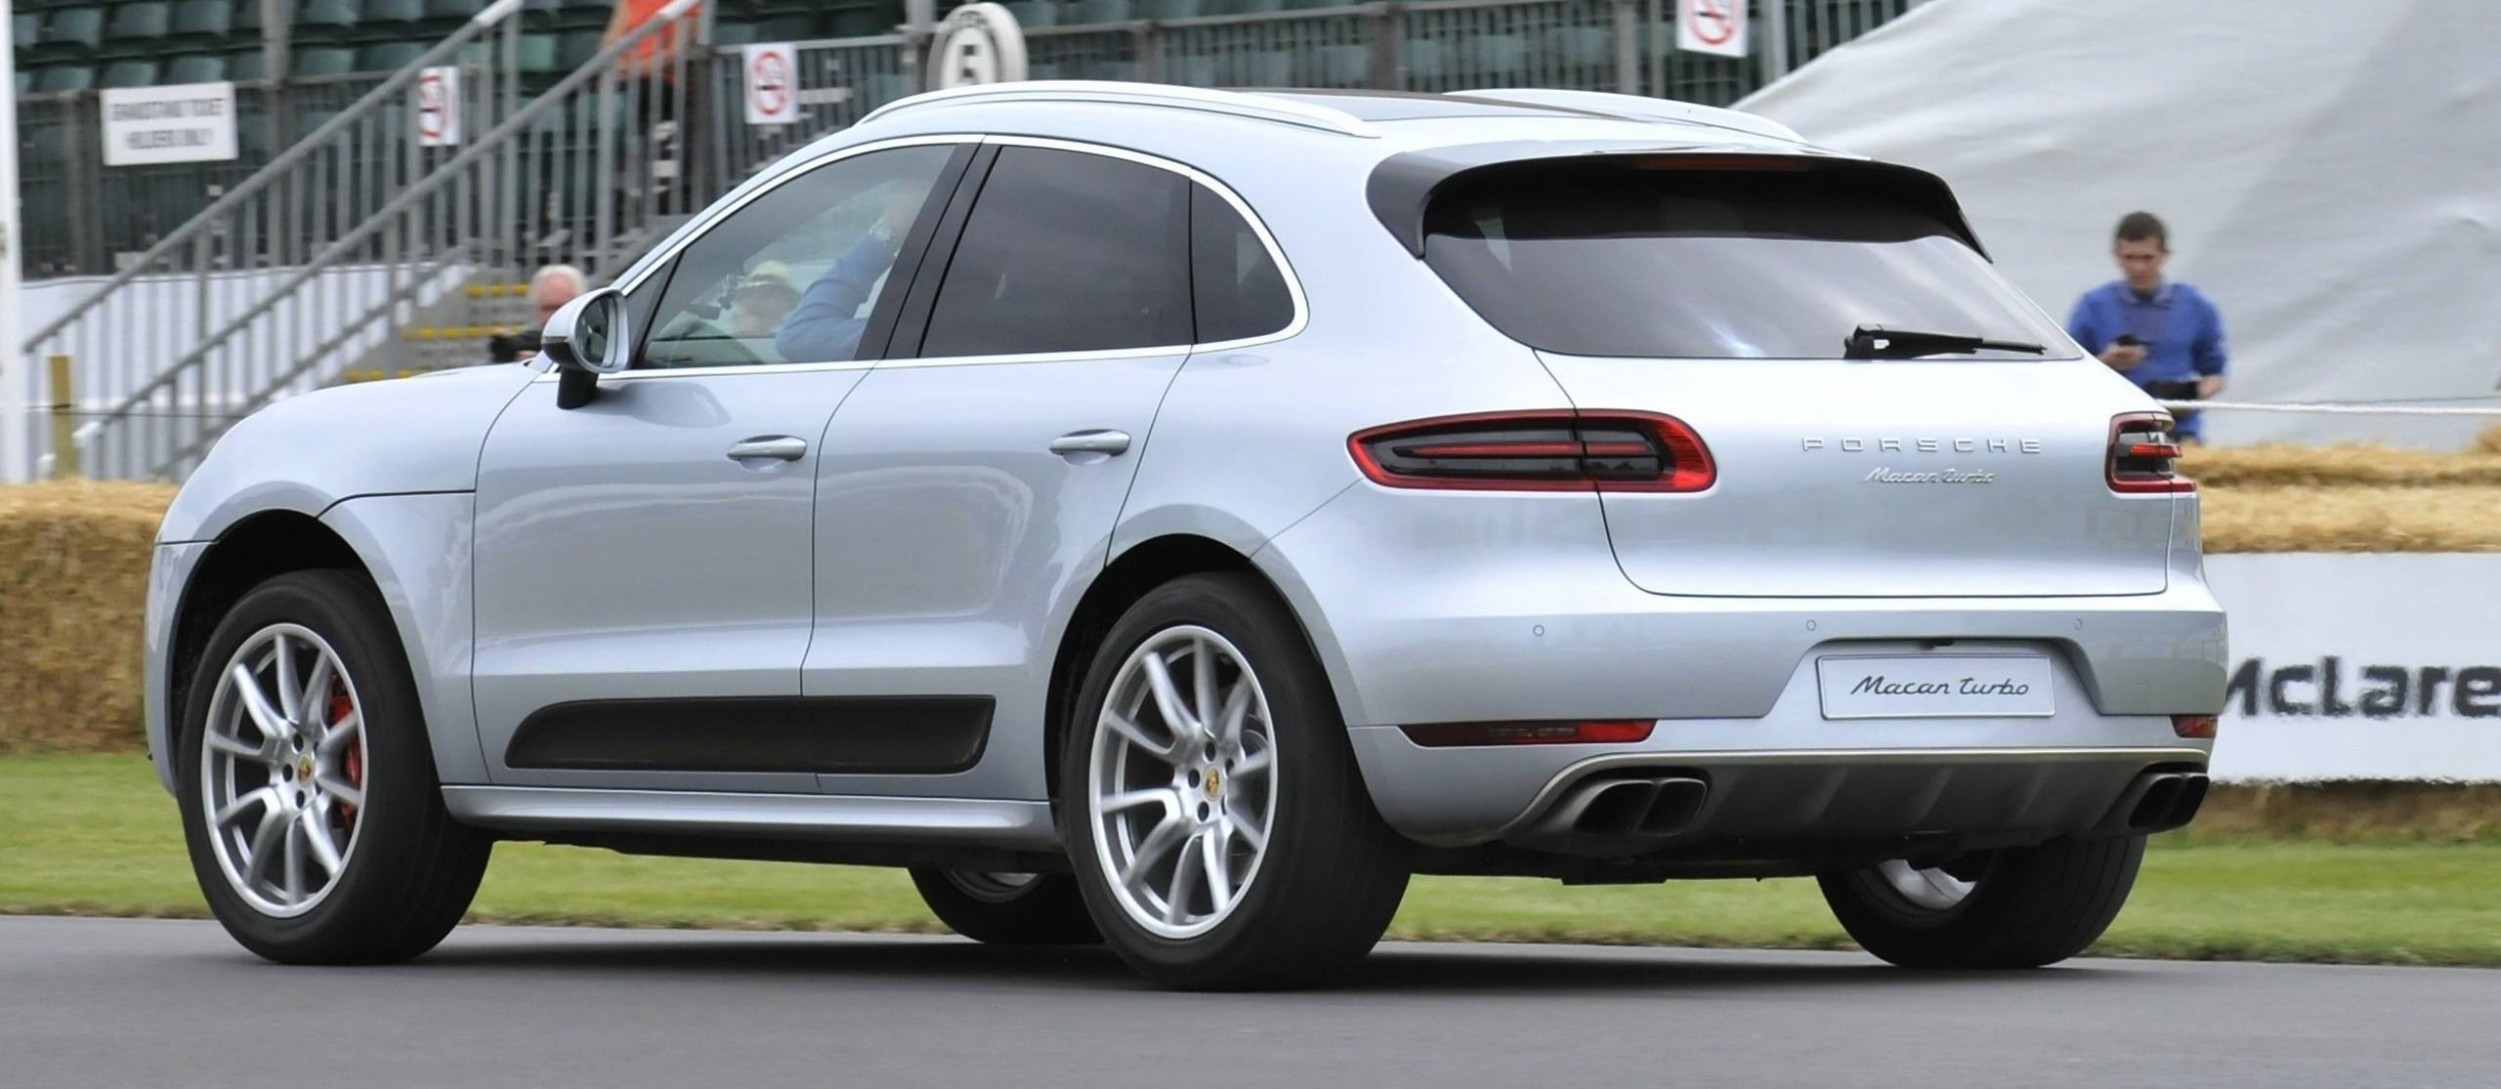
(744, 43, 798, 125)
(1676, 0, 1749, 59)
(414, 66, 460, 147)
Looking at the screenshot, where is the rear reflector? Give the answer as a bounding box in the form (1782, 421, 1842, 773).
(1401, 720, 1657, 747)
(2109, 413, 2195, 494)
(1351, 411, 1715, 493)
(2171, 714, 2219, 739)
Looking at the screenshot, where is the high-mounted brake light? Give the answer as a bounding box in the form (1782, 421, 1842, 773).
(1350, 411, 1716, 493)
(2108, 413, 2195, 494)
(1401, 720, 1658, 747)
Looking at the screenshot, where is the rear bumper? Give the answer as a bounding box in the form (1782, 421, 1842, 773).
(1252, 483, 2227, 846)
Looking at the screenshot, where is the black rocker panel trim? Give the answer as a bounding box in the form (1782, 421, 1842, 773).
(505, 696, 993, 774)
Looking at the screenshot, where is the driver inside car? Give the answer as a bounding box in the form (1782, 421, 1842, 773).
(774, 181, 933, 362)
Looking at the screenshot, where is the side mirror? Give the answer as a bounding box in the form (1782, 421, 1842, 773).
(541, 287, 631, 410)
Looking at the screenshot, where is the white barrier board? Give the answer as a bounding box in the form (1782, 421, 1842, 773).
(2205, 553, 2501, 781)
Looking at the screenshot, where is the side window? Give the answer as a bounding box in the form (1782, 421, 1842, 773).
(921, 146, 1191, 358)
(1190, 184, 1294, 344)
(637, 144, 959, 369)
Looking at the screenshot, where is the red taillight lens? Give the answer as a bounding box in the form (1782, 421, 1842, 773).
(2109, 413, 2195, 494)
(1350, 411, 1715, 493)
(2171, 714, 2218, 739)
(1401, 720, 1658, 747)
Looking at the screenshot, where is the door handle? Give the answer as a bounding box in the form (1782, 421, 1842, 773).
(726, 436, 809, 462)
(1049, 429, 1132, 457)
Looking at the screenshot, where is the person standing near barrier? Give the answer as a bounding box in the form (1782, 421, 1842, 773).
(487, 265, 586, 364)
(2066, 211, 2229, 442)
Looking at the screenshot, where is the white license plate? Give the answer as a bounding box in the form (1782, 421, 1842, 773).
(1816, 655, 2056, 720)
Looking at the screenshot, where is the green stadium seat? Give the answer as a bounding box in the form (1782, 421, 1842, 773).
(35, 65, 97, 92)
(827, 8, 885, 35)
(228, 46, 267, 80)
(1164, 54, 1216, 86)
(101, 59, 162, 87)
(44, 9, 106, 50)
(517, 32, 560, 72)
(170, 0, 233, 38)
(356, 40, 426, 70)
(1281, 0, 1338, 9)
(710, 20, 758, 44)
(1001, 1, 1054, 28)
(237, 113, 275, 157)
(1024, 61, 1062, 80)
(164, 53, 229, 82)
(296, 0, 360, 30)
(290, 45, 357, 76)
(15, 70, 31, 95)
(424, 0, 487, 16)
(1088, 60, 1139, 81)
(363, 0, 426, 24)
(1139, 0, 1199, 18)
(13, 13, 40, 47)
(1069, 0, 1132, 24)
(752, 13, 813, 40)
(108, 3, 176, 42)
(232, 0, 261, 32)
(554, 28, 601, 67)
(1218, 0, 1284, 14)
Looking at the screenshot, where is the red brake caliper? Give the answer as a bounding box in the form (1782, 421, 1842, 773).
(328, 680, 362, 825)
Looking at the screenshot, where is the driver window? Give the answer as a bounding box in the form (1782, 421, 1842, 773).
(637, 143, 960, 369)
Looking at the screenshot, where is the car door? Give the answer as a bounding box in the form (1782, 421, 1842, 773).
(470, 139, 973, 790)
(803, 139, 1213, 801)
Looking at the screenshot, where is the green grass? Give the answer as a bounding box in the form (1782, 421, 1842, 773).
(8, 754, 2499, 965)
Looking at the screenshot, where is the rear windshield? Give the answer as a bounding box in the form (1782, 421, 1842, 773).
(1421, 161, 2072, 360)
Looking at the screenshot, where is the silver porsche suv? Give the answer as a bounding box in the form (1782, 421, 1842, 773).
(143, 83, 2227, 989)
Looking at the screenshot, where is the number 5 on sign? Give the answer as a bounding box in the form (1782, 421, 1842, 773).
(1677, 0, 1749, 58)
(744, 43, 798, 125)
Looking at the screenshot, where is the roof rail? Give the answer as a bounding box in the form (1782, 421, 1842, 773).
(858, 81, 1381, 139)
(1449, 89, 1806, 143)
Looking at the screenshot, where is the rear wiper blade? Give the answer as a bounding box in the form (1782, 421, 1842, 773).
(1844, 324, 2047, 360)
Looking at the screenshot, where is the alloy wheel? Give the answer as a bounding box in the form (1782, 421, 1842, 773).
(198, 624, 369, 917)
(1086, 625, 1278, 940)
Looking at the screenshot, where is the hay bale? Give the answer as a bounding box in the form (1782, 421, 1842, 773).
(0, 483, 176, 753)
(2202, 484, 2501, 553)
(2183, 424, 2501, 488)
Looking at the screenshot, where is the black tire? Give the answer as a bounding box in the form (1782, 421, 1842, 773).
(907, 869, 1102, 945)
(1061, 572, 1411, 990)
(175, 569, 492, 965)
(1817, 835, 2147, 969)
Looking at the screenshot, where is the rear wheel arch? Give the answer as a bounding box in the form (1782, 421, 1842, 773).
(169, 511, 373, 735)
(1045, 535, 1325, 809)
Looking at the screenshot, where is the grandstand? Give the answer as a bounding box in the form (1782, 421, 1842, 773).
(13, 0, 1917, 480)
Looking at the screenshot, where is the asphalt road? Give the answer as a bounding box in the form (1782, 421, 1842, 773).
(6, 917, 2494, 1089)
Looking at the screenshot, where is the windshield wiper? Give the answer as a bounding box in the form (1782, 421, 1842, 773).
(1844, 325, 2047, 360)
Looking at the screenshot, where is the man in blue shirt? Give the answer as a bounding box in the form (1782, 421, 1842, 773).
(2065, 211, 2228, 441)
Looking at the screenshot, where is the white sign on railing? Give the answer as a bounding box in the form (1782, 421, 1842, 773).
(1676, 0, 1749, 59)
(99, 82, 238, 166)
(744, 42, 799, 125)
(415, 66, 462, 147)
(2205, 553, 2501, 781)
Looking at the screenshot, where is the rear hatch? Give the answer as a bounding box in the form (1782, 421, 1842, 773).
(1419, 153, 2175, 598)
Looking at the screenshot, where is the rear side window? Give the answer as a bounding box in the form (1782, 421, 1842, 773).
(922, 146, 1191, 358)
(1421, 161, 2071, 360)
(1191, 185, 1293, 343)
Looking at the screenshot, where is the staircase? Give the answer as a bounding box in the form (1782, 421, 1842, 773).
(21, 0, 715, 480)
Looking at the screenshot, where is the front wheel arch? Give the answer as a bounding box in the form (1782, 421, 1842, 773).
(168, 512, 371, 751)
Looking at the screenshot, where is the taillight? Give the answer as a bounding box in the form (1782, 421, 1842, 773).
(2108, 413, 2194, 494)
(1401, 720, 1658, 747)
(1350, 411, 1715, 493)
(2171, 714, 2218, 739)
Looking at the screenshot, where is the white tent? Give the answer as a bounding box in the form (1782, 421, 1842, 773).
(1743, 0, 2501, 448)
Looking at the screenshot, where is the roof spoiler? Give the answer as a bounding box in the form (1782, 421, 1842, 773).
(1448, 89, 1807, 144)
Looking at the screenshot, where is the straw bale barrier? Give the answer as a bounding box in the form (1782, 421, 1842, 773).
(4, 424, 2501, 753)
(1, 483, 177, 753)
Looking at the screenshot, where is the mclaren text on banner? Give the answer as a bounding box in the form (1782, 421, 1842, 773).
(2203, 553, 2501, 781)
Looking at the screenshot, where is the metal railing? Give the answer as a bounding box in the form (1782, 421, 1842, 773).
(25, 0, 715, 479)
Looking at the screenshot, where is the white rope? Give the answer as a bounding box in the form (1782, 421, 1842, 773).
(2156, 400, 2501, 418)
